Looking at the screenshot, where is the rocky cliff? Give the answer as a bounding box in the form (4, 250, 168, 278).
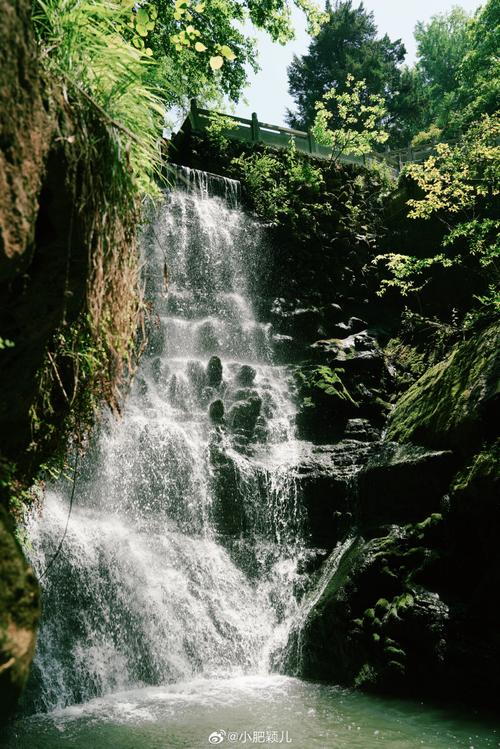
(0, 0, 142, 716)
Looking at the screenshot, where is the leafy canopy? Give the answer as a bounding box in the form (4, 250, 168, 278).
(287, 1, 406, 145)
(377, 113, 500, 317)
(311, 75, 388, 161)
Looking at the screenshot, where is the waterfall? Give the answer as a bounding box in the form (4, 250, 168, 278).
(24, 166, 309, 713)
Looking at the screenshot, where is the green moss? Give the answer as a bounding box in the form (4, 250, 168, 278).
(354, 663, 378, 688)
(0, 507, 40, 714)
(452, 443, 500, 494)
(387, 660, 406, 675)
(415, 513, 443, 531)
(387, 321, 499, 451)
(384, 645, 407, 659)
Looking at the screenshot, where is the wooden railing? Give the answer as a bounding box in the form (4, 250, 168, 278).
(180, 99, 438, 173)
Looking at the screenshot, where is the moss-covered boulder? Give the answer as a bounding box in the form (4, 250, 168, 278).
(386, 322, 499, 453)
(0, 507, 40, 719)
(285, 524, 449, 695)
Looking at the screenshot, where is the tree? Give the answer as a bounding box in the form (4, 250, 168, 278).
(148, 0, 328, 111)
(414, 6, 471, 131)
(377, 113, 500, 318)
(311, 75, 388, 161)
(286, 1, 405, 145)
(452, 0, 500, 132)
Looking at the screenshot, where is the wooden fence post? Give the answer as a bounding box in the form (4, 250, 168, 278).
(308, 131, 316, 155)
(251, 112, 261, 142)
(189, 98, 200, 131)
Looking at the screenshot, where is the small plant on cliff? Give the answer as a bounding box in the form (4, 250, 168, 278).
(311, 75, 389, 164)
(231, 140, 324, 226)
(297, 365, 358, 407)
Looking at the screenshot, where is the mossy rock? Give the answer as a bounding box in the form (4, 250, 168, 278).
(0, 506, 40, 719)
(386, 322, 499, 453)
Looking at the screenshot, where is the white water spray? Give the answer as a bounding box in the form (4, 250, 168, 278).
(25, 167, 308, 712)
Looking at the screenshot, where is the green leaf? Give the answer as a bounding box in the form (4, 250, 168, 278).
(219, 44, 236, 60)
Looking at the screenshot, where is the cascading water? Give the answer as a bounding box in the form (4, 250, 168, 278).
(7, 167, 500, 749)
(24, 166, 308, 713)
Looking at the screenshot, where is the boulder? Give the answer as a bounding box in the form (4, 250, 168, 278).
(293, 443, 372, 548)
(285, 526, 449, 696)
(357, 442, 456, 529)
(235, 364, 256, 387)
(206, 355, 223, 388)
(227, 395, 262, 438)
(387, 322, 499, 454)
(209, 399, 224, 424)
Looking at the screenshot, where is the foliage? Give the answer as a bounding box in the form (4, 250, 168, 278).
(414, 6, 471, 130)
(33, 0, 165, 195)
(286, 0, 406, 145)
(147, 0, 327, 111)
(377, 113, 500, 316)
(453, 0, 500, 131)
(311, 75, 388, 162)
(410, 124, 442, 149)
(231, 140, 324, 226)
(0, 338, 15, 350)
(205, 111, 238, 152)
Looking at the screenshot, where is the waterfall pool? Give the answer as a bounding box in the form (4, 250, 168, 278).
(4, 674, 499, 748)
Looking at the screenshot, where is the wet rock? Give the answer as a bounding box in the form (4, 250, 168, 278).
(187, 360, 206, 394)
(197, 323, 219, 354)
(310, 332, 384, 375)
(228, 394, 262, 438)
(293, 443, 372, 548)
(357, 442, 456, 529)
(231, 388, 257, 402)
(206, 355, 223, 388)
(344, 419, 380, 442)
(254, 415, 269, 442)
(272, 334, 303, 363)
(348, 317, 367, 335)
(272, 306, 325, 340)
(209, 399, 225, 424)
(208, 446, 246, 535)
(235, 364, 256, 387)
(285, 529, 449, 695)
(200, 386, 216, 407)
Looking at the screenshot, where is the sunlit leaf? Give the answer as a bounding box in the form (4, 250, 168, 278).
(195, 41, 207, 52)
(219, 44, 236, 60)
(209, 55, 224, 70)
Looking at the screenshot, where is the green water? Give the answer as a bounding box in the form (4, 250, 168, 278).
(3, 675, 499, 749)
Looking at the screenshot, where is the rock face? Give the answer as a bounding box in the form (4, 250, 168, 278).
(0, 0, 48, 719)
(286, 528, 449, 694)
(285, 318, 500, 705)
(0, 508, 40, 718)
(0, 0, 53, 277)
(386, 322, 499, 453)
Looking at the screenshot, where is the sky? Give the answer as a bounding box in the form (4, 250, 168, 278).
(237, 0, 484, 126)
